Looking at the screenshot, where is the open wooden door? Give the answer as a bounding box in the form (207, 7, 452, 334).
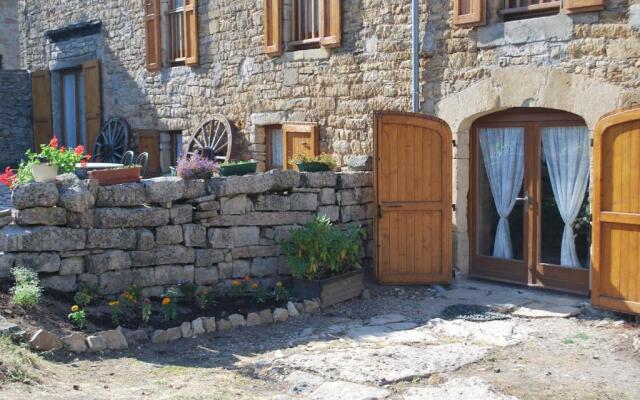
(592, 107, 640, 315)
(374, 112, 452, 284)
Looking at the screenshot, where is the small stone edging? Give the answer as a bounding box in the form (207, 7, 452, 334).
(27, 299, 320, 353)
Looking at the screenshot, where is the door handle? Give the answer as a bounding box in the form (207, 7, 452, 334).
(515, 191, 530, 209)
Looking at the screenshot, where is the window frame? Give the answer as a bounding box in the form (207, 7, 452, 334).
(167, 0, 187, 65)
(265, 124, 284, 170)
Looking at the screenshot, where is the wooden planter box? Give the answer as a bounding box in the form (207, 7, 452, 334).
(88, 166, 142, 186)
(293, 268, 364, 308)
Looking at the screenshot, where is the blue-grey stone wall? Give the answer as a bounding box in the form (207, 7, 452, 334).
(0, 70, 32, 168)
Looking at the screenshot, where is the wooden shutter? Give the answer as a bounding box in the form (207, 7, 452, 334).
(453, 0, 485, 27)
(263, 0, 282, 56)
(320, 0, 342, 48)
(184, 0, 199, 65)
(137, 130, 161, 177)
(31, 70, 53, 150)
(564, 0, 605, 13)
(282, 122, 318, 170)
(145, 0, 162, 70)
(83, 60, 102, 152)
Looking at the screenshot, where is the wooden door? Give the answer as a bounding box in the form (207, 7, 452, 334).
(83, 60, 102, 150)
(137, 130, 161, 177)
(374, 112, 452, 284)
(592, 107, 640, 314)
(283, 122, 318, 170)
(31, 70, 53, 150)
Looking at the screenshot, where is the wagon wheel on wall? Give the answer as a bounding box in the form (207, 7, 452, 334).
(93, 117, 130, 163)
(186, 114, 233, 162)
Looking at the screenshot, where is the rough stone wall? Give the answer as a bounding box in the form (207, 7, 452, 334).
(0, 70, 32, 167)
(0, 0, 20, 70)
(0, 171, 374, 297)
(19, 0, 427, 166)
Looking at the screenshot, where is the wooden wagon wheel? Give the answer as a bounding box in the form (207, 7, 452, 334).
(93, 117, 130, 163)
(186, 114, 233, 162)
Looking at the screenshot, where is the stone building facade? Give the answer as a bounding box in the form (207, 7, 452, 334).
(0, 0, 20, 70)
(15, 0, 640, 281)
(0, 70, 32, 167)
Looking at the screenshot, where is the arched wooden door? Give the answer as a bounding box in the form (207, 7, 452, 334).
(374, 112, 452, 284)
(592, 107, 640, 314)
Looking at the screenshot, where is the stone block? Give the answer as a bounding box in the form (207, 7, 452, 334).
(220, 194, 253, 215)
(94, 207, 170, 228)
(131, 267, 157, 287)
(218, 262, 232, 279)
(208, 212, 313, 227)
(143, 177, 185, 204)
(0, 226, 86, 252)
(170, 204, 193, 224)
(41, 275, 77, 292)
(228, 313, 247, 328)
(136, 229, 155, 250)
(155, 225, 183, 245)
(182, 179, 207, 199)
(183, 224, 207, 247)
(151, 327, 181, 343)
(180, 321, 193, 338)
(318, 205, 340, 222)
(122, 328, 149, 345)
(100, 327, 128, 350)
(319, 188, 337, 205)
(340, 204, 374, 223)
(346, 155, 373, 171)
(0, 253, 14, 278)
(251, 257, 282, 277)
(477, 13, 572, 48)
(272, 225, 301, 242)
(62, 332, 87, 353)
(337, 172, 373, 188)
(97, 270, 133, 294)
(303, 172, 337, 188)
(0, 215, 11, 228)
(29, 329, 63, 351)
(59, 183, 95, 213)
(216, 318, 232, 331)
(96, 183, 146, 207)
(290, 193, 319, 211)
(209, 226, 260, 248)
(303, 299, 320, 313)
(14, 252, 60, 272)
(194, 210, 218, 220)
(154, 264, 195, 285)
(66, 210, 94, 228)
(337, 187, 374, 206)
(255, 194, 291, 211)
(232, 245, 281, 259)
(192, 318, 205, 336)
(246, 312, 262, 326)
(287, 301, 300, 317)
(15, 207, 67, 226)
(259, 309, 274, 324)
(86, 334, 107, 352)
(12, 182, 58, 210)
(270, 169, 302, 190)
(86, 250, 131, 274)
(196, 200, 220, 211)
(273, 308, 289, 322)
(195, 266, 219, 285)
(202, 317, 217, 333)
(129, 245, 195, 266)
(231, 260, 250, 278)
(209, 175, 273, 197)
(194, 249, 225, 267)
(87, 229, 137, 249)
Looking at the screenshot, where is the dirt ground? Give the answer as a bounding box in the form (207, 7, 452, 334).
(1, 278, 639, 400)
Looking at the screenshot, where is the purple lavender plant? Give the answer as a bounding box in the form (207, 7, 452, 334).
(176, 153, 220, 180)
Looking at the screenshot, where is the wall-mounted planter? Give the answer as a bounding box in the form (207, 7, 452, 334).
(220, 162, 257, 177)
(293, 268, 364, 308)
(32, 163, 58, 183)
(296, 162, 330, 172)
(89, 166, 142, 186)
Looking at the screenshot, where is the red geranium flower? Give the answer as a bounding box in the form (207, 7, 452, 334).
(49, 137, 58, 148)
(74, 145, 84, 155)
(0, 167, 17, 189)
(60, 146, 66, 153)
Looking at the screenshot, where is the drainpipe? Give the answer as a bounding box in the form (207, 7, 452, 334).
(411, 0, 420, 113)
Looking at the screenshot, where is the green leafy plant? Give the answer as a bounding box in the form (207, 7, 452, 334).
(274, 281, 289, 303)
(141, 298, 153, 324)
(67, 305, 87, 330)
(252, 283, 268, 304)
(281, 215, 363, 280)
(74, 282, 100, 307)
(220, 159, 256, 167)
(229, 280, 243, 298)
(108, 300, 123, 326)
(178, 281, 199, 301)
(10, 267, 42, 309)
(289, 152, 337, 170)
(195, 288, 213, 310)
(161, 289, 178, 321)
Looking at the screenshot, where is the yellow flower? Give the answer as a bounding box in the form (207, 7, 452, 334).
(161, 297, 171, 306)
(251, 283, 259, 289)
(276, 282, 283, 287)
(243, 275, 251, 282)
(231, 280, 241, 287)
(71, 305, 80, 313)
(108, 300, 119, 307)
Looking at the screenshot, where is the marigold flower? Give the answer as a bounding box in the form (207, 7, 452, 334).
(71, 305, 80, 312)
(231, 280, 241, 287)
(243, 275, 251, 282)
(74, 145, 84, 155)
(108, 300, 120, 307)
(49, 136, 58, 148)
(251, 283, 259, 289)
(161, 297, 171, 306)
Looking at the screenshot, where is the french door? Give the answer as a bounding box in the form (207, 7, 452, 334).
(470, 109, 591, 295)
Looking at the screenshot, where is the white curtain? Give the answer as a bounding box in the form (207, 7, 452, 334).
(541, 126, 590, 268)
(479, 127, 525, 259)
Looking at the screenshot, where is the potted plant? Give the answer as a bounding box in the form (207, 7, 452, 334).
(219, 160, 258, 177)
(88, 165, 142, 186)
(281, 215, 365, 307)
(290, 153, 337, 172)
(176, 153, 220, 180)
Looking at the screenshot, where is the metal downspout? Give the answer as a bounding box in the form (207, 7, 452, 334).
(411, 0, 420, 113)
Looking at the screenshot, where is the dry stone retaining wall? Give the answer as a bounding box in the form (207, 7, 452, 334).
(0, 171, 374, 297)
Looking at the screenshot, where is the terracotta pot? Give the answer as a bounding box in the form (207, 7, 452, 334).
(31, 163, 58, 182)
(88, 166, 142, 186)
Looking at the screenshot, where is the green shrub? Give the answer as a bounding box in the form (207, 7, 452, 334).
(74, 282, 100, 307)
(10, 267, 42, 309)
(281, 215, 363, 280)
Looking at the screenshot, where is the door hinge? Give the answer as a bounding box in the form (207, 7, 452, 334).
(377, 204, 382, 218)
(590, 138, 594, 147)
(452, 204, 456, 212)
(452, 139, 457, 147)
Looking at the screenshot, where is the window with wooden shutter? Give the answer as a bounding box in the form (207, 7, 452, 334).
(145, 0, 162, 70)
(83, 60, 102, 153)
(31, 70, 53, 150)
(320, 0, 341, 48)
(266, 125, 284, 170)
(453, 0, 485, 27)
(184, 0, 199, 65)
(263, 0, 282, 55)
(282, 122, 318, 170)
(564, 0, 605, 13)
(137, 130, 161, 177)
(500, 0, 561, 19)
